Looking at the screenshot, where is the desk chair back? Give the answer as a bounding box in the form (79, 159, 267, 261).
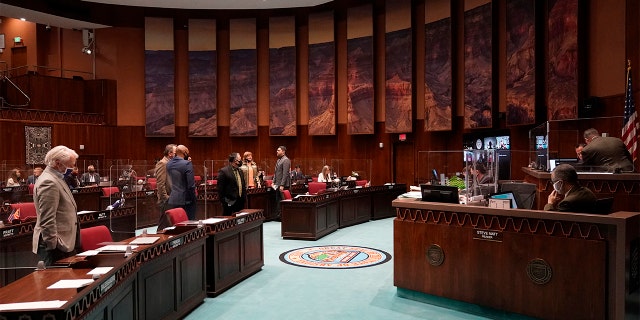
(80, 225, 113, 251)
(166, 208, 189, 225)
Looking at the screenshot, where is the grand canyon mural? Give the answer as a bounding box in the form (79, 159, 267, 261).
(347, 36, 374, 135)
(547, 0, 578, 120)
(188, 50, 217, 137)
(424, 17, 452, 132)
(464, 3, 493, 129)
(385, 28, 412, 133)
(145, 50, 175, 137)
(270, 46, 297, 136)
(506, 0, 536, 126)
(308, 42, 336, 135)
(230, 49, 258, 136)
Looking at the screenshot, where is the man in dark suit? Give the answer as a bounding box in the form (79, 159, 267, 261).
(80, 164, 100, 186)
(32, 145, 80, 266)
(166, 145, 197, 220)
(217, 152, 247, 216)
(27, 166, 43, 184)
(581, 128, 634, 172)
(544, 164, 597, 213)
(273, 145, 291, 219)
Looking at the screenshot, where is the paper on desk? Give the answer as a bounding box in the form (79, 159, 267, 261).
(128, 237, 160, 245)
(201, 218, 226, 224)
(0, 300, 67, 311)
(47, 279, 94, 289)
(87, 267, 113, 276)
(77, 250, 100, 256)
(235, 212, 250, 216)
(76, 211, 97, 215)
(97, 245, 138, 252)
(399, 191, 422, 199)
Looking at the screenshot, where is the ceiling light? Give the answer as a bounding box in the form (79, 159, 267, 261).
(82, 47, 92, 55)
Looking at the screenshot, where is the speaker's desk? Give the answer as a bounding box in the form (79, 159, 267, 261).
(0, 226, 207, 320)
(522, 167, 640, 212)
(393, 198, 640, 319)
(175, 209, 264, 296)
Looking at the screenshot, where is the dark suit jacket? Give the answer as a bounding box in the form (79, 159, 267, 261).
(274, 155, 291, 188)
(217, 165, 247, 207)
(80, 172, 100, 186)
(581, 136, 634, 172)
(543, 185, 597, 214)
(166, 157, 196, 206)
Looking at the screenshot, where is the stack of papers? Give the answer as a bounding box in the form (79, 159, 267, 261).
(129, 237, 160, 245)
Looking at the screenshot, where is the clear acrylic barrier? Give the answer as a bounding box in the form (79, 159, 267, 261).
(417, 150, 499, 203)
(529, 116, 624, 171)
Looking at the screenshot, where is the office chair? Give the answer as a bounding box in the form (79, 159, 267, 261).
(79, 225, 113, 251)
(102, 186, 120, 197)
(9, 202, 37, 222)
(307, 182, 327, 195)
(165, 208, 189, 226)
(593, 197, 614, 215)
(282, 190, 292, 200)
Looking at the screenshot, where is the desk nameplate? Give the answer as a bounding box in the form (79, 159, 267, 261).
(473, 229, 503, 242)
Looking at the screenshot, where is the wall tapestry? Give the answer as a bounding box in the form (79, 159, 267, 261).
(145, 17, 175, 137)
(188, 19, 217, 137)
(547, 0, 578, 120)
(308, 11, 336, 136)
(424, 2, 452, 132)
(230, 18, 258, 137)
(269, 16, 297, 136)
(506, 0, 536, 126)
(464, 2, 493, 129)
(25, 126, 51, 165)
(347, 4, 374, 135)
(385, 0, 412, 133)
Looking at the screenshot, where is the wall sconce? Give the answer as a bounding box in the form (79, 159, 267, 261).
(81, 29, 94, 55)
(379, 142, 384, 149)
(81, 47, 92, 55)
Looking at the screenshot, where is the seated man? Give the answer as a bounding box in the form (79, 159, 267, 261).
(81, 164, 100, 186)
(581, 128, 634, 172)
(544, 164, 597, 213)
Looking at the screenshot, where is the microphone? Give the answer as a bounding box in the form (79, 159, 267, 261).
(36, 260, 45, 271)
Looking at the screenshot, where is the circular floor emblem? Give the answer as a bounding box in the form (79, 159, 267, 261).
(279, 245, 391, 269)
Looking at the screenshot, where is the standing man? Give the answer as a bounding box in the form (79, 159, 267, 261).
(273, 145, 291, 219)
(218, 152, 247, 216)
(581, 128, 634, 172)
(155, 144, 176, 215)
(166, 145, 197, 220)
(27, 166, 43, 184)
(544, 164, 597, 213)
(32, 145, 80, 266)
(80, 164, 100, 186)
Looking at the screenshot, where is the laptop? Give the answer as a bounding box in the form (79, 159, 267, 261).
(488, 191, 518, 209)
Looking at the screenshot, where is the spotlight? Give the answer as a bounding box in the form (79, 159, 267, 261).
(81, 47, 92, 55)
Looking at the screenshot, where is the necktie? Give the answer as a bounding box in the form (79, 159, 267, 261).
(234, 169, 242, 197)
(248, 165, 254, 188)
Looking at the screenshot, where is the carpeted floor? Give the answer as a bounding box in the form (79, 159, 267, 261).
(182, 218, 497, 320)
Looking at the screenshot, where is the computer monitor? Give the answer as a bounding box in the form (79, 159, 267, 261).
(489, 192, 518, 209)
(499, 182, 536, 210)
(420, 184, 460, 204)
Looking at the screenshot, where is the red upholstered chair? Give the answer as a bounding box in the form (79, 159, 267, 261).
(282, 190, 292, 200)
(147, 178, 157, 190)
(28, 184, 35, 195)
(265, 180, 273, 188)
(79, 225, 113, 251)
(206, 179, 218, 185)
(312, 177, 318, 182)
(356, 180, 368, 187)
(166, 208, 189, 226)
(194, 176, 202, 184)
(307, 182, 327, 195)
(102, 186, 120, 197)
(10, 202, 37, 221)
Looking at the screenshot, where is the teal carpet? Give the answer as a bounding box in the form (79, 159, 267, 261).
(183, 218, 498, 320)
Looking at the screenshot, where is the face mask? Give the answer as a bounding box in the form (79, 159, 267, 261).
(64, 168, 74, 177)
(553, 180, 563, 194)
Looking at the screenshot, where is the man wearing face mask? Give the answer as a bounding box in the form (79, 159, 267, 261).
(217, 152, 247, 216)
(166, 145, 197, 220)
(31, 145, 80, 266)
(544, 164, 597, 213)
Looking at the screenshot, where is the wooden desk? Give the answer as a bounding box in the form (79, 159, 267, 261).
(281, 184, 406, 240)
(0, 206, 137, 287)
(0, 227, 207, 320)
(196, 185, 276, 221)
(522, 167, 640, 212)
(392, 198, 640, 319)
(99, 190, 158, 229)
(71, 186, 102, 211)
(181, 209, 264, 296)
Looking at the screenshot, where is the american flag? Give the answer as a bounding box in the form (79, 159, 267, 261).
(7, 208, 20, 223)
(623, 63, 639, 163)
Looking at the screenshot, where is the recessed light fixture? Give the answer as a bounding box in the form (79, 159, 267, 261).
(19, 18, 26, 21)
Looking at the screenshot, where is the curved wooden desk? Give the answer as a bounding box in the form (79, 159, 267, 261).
(393, 198, 640, 319)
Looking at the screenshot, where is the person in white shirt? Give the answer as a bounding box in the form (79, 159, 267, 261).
(317, 165, 331, 183)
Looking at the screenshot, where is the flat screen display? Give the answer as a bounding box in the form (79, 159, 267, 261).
(420, 184, 460, 204)
(489, 192, 518, 209)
